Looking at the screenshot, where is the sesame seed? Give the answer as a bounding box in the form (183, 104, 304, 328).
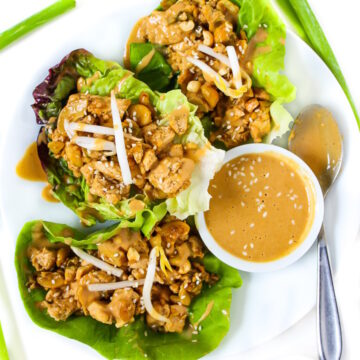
(211, 184, 217, 189)
(244, 188, 250, 192)
(280, 161, 284, 167)
(222, 309, 228, 315)
(250, 243, 254, 249)
(218, 195, 222, 199)
(290, 172, 295, 177)
(262, 211, 268, 218)
(257, 156, 262, 162)
(249, 223, 255, 228)
(241, 201, 245, 207)
(250, 172, 255, 177)
(294, 204, 297, 209)
(242, 251, 248, 256)
(264, 185, 269, 190)
(258, 191, 263, 197)
(289, 239, 294, 245)
(265, 172, 270, 178)
(240, 172, 245, 177)
(276, 192, 282, 197)
(291, 219, 295, 225)
(243, 244, 248, 250)
(228, 170, 232, 176)
(230, 230, 235, 235)
(238, 181, 242, 186)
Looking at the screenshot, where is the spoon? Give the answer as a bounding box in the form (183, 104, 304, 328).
(288, 104, 343, 360)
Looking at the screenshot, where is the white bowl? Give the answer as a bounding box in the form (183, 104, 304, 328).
(196, 143, 324, 272)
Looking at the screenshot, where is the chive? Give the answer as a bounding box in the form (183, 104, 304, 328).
(274, 0, 310, 45)
(275, 0, 360, 129)
(0, 321, 9, 360)
(0, 0, 76, 51)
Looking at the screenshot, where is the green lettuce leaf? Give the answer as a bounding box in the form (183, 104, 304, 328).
(264, 99, 293, 144)
(236, 0, 296, 103)
(234, 0, 296, 142)
(15, 220, 242, 360)
(42, 202, 167, 246)
(129, 43, 173, 91)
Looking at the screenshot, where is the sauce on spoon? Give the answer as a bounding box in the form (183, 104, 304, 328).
(288, 105, 342, 192)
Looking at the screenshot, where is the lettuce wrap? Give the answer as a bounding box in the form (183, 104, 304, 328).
(33, 50, 224, 233)
(128, 0, 296, 146)
(15, 220, 242, 360)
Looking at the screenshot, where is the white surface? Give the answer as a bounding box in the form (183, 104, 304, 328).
(0, 0, 359, 359)
(196, 143, 324, 273)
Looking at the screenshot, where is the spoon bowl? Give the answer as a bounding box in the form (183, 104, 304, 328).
(289, 105, 343, 195)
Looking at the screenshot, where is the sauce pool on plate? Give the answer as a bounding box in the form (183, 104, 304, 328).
(205, 152, 315, 262)
(16, 142, 59, 203)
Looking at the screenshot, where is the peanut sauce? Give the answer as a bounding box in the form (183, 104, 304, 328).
(41, 184, 60, 203)
(135, 48, 156, 73)
(124, 18, 146, 69)
(205, 152, 315, 262)
(16, 142, 58, 203)
(16, 142, 47, 182)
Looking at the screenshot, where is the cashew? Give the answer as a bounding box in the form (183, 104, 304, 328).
(179, 20, 195, 32)
(186, 80, 201, 93)
(129, 104, 152, 127)
(203, 30, 214, 47)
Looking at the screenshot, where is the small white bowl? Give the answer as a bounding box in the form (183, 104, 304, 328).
(196, 143, 324, 272)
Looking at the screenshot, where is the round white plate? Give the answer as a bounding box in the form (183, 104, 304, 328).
(0, 1, 359, 359)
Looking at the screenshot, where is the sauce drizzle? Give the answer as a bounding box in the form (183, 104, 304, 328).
(16, 142, 47, 182)
(135, 48, 156, 73)
(16, 142, 58, 203)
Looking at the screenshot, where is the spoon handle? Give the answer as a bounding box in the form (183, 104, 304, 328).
(317, 225, 342, 360)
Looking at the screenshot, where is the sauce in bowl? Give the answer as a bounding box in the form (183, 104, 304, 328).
(196, 143, 325, 272)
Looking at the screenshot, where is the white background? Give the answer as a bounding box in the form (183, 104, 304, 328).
(0, 1, 359, 359)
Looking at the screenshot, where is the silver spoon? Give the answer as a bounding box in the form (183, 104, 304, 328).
(288, 104, 343, 360)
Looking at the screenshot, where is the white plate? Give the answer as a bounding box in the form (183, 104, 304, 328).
(0, 1, 359, 359)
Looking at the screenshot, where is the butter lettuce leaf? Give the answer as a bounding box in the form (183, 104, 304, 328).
(235, 0, 296, 142)
(236, 0, 296, 103)
(15, 220, 242, 360)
